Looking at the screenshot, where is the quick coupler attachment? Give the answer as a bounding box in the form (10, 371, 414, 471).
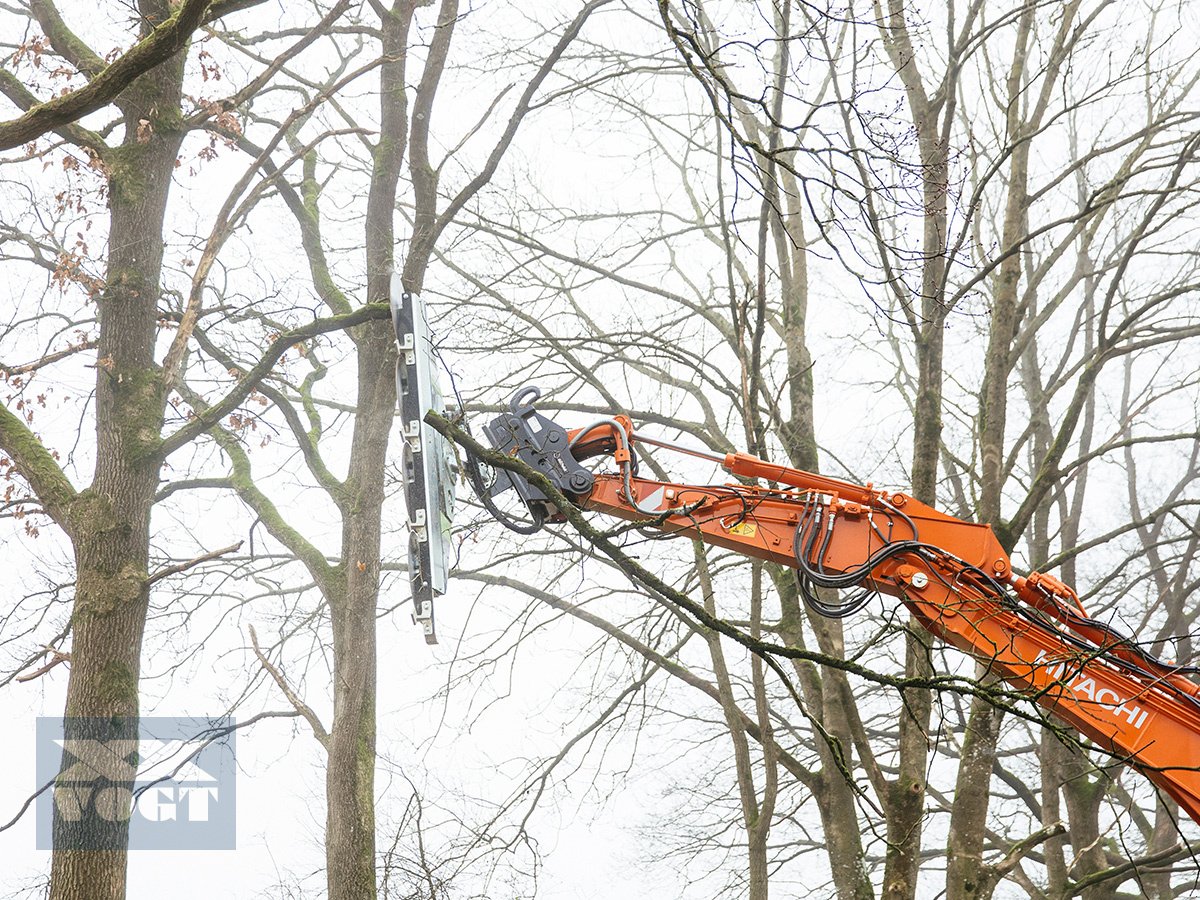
(483, 386, 595, 520)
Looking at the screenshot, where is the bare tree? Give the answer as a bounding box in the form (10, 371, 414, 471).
(4, 1, 1199, 898)
(168, 2, 611, 897)
(417, 1, 1200, 897)
(0, 3, 378, 896)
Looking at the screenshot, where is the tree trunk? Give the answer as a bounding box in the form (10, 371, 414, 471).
(946, 13, 1038, 894)
(944, 687, 1003, 900)
(324, 5, 413, 896)
(50, 24, 187, 900)
(882, 111, 946, 900)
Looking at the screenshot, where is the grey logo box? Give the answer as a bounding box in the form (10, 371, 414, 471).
(36, 716, 236, 850)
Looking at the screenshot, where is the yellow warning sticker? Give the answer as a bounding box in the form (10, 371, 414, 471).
(728, 520, 757, 537)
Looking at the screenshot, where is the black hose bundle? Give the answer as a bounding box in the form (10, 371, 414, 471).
(461, 422, 546, 535)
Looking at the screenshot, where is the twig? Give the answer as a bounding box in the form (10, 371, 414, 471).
(134, 710, 302, 799)
(247, 624, 328, 749)
(0, 776, 55, 833)
(15, 646, 71, 682)
(147, 541, 243, 585)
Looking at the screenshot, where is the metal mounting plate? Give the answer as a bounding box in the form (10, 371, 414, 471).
(391, 276, 456, 645)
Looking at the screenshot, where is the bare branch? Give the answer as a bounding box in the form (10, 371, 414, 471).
(248, 624, 328, 749)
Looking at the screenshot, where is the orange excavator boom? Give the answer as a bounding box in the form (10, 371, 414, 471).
(480, 387, 1200, 823)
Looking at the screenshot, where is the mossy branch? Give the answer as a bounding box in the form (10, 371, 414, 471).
(29, 0, 105, 78)
(203, 0, 270, 23)
(212, 421, 339, 597)
(159, 301, 390, 460)
(0, 0, 214, 151)
(0, 398, 77, 532)
(0, 70, 106, 153)
(299, 356, 329, 444)
(170, 377, 338, 593)
(296, 149, 354, 315)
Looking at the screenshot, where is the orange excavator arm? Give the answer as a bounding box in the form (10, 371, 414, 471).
(480, 387, 1200, 824)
